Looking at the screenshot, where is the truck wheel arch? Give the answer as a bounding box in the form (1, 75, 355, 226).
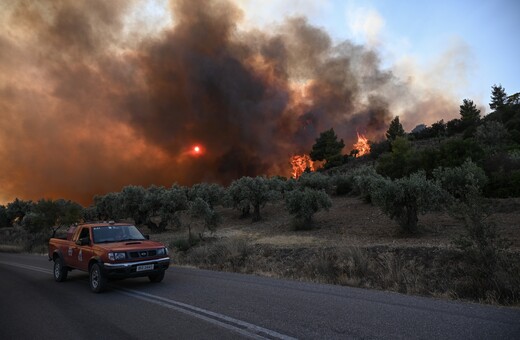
(88, 257, 103, 271)
(53, 250, 64, 262)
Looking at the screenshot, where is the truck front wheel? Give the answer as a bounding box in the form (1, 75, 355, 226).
(89, 263, 107, 293)
(53, 257, 68, 282)
(148, 270, 165, 283)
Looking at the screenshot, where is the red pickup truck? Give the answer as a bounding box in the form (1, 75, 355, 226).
(48, 222, 170, 293)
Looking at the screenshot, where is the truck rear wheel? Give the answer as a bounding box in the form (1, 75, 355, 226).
(148, 270, 165, 283)
(53, 257, 68, 282)
(89, 263, 107, 293)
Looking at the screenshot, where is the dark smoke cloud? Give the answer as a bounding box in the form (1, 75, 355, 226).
(0, 0, 456, 205)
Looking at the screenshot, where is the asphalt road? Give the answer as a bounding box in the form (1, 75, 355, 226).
(0, 253, 519, 339)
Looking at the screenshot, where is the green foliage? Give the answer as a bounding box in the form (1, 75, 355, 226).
(376, 137, 415, 179)
(371, 172, 444, 234)
(285, 188, 332, 229)
(310, 128, 345, 167)
(189, 197, 220, 238)
(449, 187, 516, 302)
(227, 176, 281, 221)
(349, 165, 386, 202)
(490, 84, 507, 111)
(459, 98, 481, 127)
(331, 174, 353, 196)
(433, 159, 487, 203)
(119, 185, 146, 224)
(368, 139, 391, 159)
(189, 183, 225, 209)
(297, 172, 331, 191)
(437, 138, 484, 168)
(411, 120, 447, 140)
(0, 205, 10, 228)
(446, 118, 464, 136)
(21, 199, 82, 233)
(386, 116, 405, 141)
(93, 192, 122, 221)
(6, 198, 33, 224)
(482, 151, 520, 197)
(170, 236, 200, 252)
(474, 121, 509, 150)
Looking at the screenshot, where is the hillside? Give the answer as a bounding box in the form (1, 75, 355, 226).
(144, 195, 520, 306)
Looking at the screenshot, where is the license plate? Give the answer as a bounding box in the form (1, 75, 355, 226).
(136, 264, 154, 272)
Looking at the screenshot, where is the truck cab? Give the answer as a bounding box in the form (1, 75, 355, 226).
(49, 222, 170, 293)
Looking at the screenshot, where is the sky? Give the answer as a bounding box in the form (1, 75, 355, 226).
(239, 0, 519, 104)
(0, 0, 518, 205)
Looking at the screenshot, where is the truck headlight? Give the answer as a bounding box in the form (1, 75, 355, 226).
(108, 252, 126, 261)
(157, 248, 168, 256)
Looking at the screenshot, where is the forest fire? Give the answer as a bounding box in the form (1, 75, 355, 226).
(291, 155, 314, 179)
(353, 133, 371, 157)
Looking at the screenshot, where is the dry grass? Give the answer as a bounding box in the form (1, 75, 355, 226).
(170, 196, 520, 306)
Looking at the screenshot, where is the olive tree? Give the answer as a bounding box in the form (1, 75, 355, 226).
(297, 172, 331, 191)
(227, 176, 281, 221)
(119, 185, 147, 225)
(93, 192, 122, 221)
(433, 159, 487, 203)
(188, 197, 220, 240)
(285, 188, 332, 230)
(189, 183, 225, 209)
(371, 171, 444, 234)
(141, 185, 188, 233)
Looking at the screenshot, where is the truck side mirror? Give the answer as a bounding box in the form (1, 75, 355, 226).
(144, 235, 150, 240)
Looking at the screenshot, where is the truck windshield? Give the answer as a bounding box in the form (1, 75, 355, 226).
(92, 225, 146, 244)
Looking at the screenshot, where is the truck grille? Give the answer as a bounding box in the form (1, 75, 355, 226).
(128, 250, 157, 258)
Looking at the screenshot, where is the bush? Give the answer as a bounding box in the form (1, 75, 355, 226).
(170, 237, 200, 252)
(433, 159, 488, 203)
(331, 175, 353, 196)
(297, 172, 331, 192)
(285, 188, 332, 230)
(449, 189, 518, 303)
(349, 165, 386, 203)
(371, 172, 444, 234)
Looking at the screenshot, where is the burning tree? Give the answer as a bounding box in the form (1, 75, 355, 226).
(352, 133, 371, 157)
(291, 154, 314, 179)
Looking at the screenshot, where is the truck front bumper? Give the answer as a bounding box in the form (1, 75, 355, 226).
(102, 257, 170, 278)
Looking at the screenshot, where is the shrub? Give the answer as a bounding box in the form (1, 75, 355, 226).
(285, 188, 332, 230)
(297, 172, 331, 191)
(450, 188, 518, 303)
(349, 165, 386, 203)
(170, 236, 200, 252)
(433, 159, 488, 203)
(371, 172, 444, 234)
(331, 174, 353, 196)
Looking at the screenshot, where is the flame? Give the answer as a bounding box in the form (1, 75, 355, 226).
(291, 154, 314, 179)
(353, 133, 370, 157)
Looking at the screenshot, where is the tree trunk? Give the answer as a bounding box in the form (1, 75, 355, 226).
(252, 204, 261, 222)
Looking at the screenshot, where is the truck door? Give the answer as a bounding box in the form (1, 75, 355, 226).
(71, 227, 93, 271)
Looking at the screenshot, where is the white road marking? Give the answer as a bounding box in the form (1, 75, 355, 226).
(117, 287, 297, 340)
(0, 260, 297, 340)
(0, 261, 53, 275)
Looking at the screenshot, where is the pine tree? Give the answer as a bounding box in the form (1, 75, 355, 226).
(459, 99, 481, 125)
(386, 116, 405, 141)
(490, 84, 507, 111)
(309, 128, 345, 166)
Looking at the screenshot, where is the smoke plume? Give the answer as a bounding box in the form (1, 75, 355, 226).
(0, 0, 459, 205)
